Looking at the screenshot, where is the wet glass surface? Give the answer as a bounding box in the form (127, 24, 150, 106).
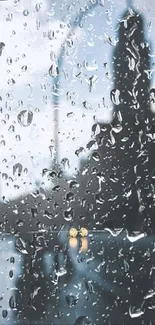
(0, 0, 155, 323)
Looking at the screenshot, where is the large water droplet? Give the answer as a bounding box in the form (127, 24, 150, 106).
(17, 110, 33, 127)
(110, 89, 121, 105)
(129, 306, 144, 318)
(49, 63, 59, 78)
(63, 208, 74, 221)
(9, 295, 17, 309)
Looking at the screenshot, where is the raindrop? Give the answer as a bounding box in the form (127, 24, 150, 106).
(85, 280, 94, 293)
(7, 57, 12, 65)
(112, 124, 122, 133)
(23, 9, 29, 16)
(61, 158, 70, 169)
(66, 295, 79, 307)
(13, 163, 22, 176)
(83, 101, 92, 110)
(35, 3, 42, 12)
(10, 257, 15, 263)
(49, 63, 59, 78)
(150, 88, 155, 111)
(92, 151, 100, 161)
(15, 134, 21, 141)
(17, 110, 33, 127)
(31, 208, 38, 218)
(2, 173, 8, 180)
(9, 295, 17, 309)
(15, 237, 28, 254)
(69, 180, 79, 189)
(126, 231, 146, 242)
(16, 219, 24, 227)
(86, 140, 97, 150)
(21, 65, 27, 72)
(66, 192, 75, 202)
(8, 125, 15, 133)
(9, 270, 13, 278)
(2, 310, 8, 318)
(36, 19, 41, 30)
(43, 210, 53, 220)
(0, 42, 5, 56)
(92, 123, 100, 136)
(129, 306, 144, 318)
(75, 147, 85, 157)
(110, 89, 121, 105)
(63, 208, 74, 221)
(8, 78, 15, 86)
(88, 75, 98, 92)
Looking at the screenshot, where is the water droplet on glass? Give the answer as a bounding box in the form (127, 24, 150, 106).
(36, 19, 41, 30)
(17, 110, 33, 127)
(9, 270, 13, 278)
(0, 42, 5, 56)
(86, 140, 97, 151)
(63, 208, 74, 221)
(13, 163, 22, 176)
(92, 123, 100, 136)
(10, 257, 15, 263)
(7, 57, 12, 65)
(15, 237, 28, 254)
(8, 78, 15, 86)
(2, 310, 8, 318)
(66, 192, 75, 202)
(31, 208, 38, 218)
(85, 280, 94, 293)
(15, 134, 21, 141)
(83, 101, 92, 110)
(49, 63, 59, 78)
(66, 295, 79, 307)
(129, 306, 144, 318)
(21, 65, 27, 72)
(16, 219, 24, 227)
(23, 9, 29, 16)
(9, 295, 17, 309)
(75, 147, 85, 157)
(69, 180, 79, 189)
(150, 88, 155, 111)
(126, 231, 146, 242)
(112, 124, 122, 133)
(92, 151, 100, 161)
(35, 3, 42, 12)
(110, 89, 121, 105)
(88, 75, 98, 92)
(8, 125, 15, 133)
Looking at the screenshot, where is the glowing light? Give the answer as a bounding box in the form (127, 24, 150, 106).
(79, 227, 88, 237)
(69, 237, 78, 248)
(80, 237, 88, 252)
(69, 227, 78, 237)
